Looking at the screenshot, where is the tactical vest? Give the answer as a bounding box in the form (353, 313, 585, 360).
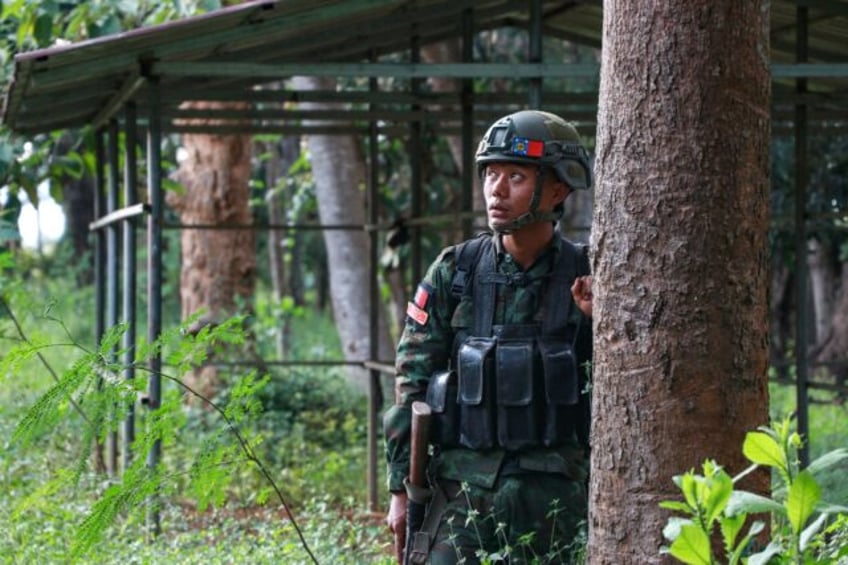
(427, 233, 589, 451)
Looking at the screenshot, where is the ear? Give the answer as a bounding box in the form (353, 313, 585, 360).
(551, 179, 570, 205)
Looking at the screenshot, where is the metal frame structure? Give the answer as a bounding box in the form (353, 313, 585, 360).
(2, 0, 847, 526)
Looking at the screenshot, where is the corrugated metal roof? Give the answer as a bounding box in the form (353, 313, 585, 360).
(2, 0, 847, 136)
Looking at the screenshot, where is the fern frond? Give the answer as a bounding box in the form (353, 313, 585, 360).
(11, 468, 75, 521)
(70, 463, 161, 561)
(11, 354, 94, 447)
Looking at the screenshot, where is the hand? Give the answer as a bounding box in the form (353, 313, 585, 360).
(386, 491, 408, 563)
(571, 275, 593, 318)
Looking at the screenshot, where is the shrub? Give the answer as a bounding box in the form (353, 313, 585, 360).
(660, 417, 848, 564)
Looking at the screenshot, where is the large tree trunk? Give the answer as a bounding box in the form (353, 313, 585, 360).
(169, 105, 255, 400)
(292, 76, 395, 397)
(589, 3, 771, 563)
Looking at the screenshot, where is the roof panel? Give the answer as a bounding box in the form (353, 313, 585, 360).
(3, 0, 847, 135)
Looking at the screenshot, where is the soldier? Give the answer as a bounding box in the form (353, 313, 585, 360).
(385, 110, 594, 564)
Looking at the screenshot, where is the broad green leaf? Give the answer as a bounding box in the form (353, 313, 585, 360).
(799, 512, 828, 551)
(742, 431, 785, 469)
(728, 521, 765, 565)
(668, 522, 712, 565)
(660, 500, 695, 515)
(679, 472, 700, 510)
(726, 490, 784, 516)
(662, 516, 692, 542)
(747, 541, 783, 565)
(785, 470, 821, 535)
(817, 502, 848, 514)
(719, 512, 747, 551)
(704, 468, 733, 524)
(807, 448, 848, 476)
(33, 12, 53, 46)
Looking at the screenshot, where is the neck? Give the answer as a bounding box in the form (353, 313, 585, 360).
(502, 221, 556, 269)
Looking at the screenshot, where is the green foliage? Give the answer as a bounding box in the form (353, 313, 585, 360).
(442, 483, 587, 564)
(0, 0, 220, 238)
(661, 417, 848, 565)
(0, 266, 390, 563)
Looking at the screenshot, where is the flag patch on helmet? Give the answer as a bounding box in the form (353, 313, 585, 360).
(510, 136, 544, 157)
(406, 301, 429, 325)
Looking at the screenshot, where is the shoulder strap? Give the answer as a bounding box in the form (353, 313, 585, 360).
(542, 235, 577, 335)
(449, 232, 490, 300)
(575, 242, 590, 277)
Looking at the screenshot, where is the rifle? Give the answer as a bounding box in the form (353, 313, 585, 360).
(402, 401, 432, 565)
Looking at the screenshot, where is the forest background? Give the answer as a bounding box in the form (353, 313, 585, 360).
(0, 1, 846, 563)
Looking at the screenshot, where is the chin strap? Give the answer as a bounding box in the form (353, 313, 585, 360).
(489, 168, 564, 234)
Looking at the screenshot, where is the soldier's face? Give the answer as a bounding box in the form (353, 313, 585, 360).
(483, 162, 566, 230)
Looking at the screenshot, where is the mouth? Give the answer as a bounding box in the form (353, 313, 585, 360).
(488, 204, 510, 220)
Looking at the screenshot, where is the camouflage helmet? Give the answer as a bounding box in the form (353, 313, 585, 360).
(475, 110, 593, 190)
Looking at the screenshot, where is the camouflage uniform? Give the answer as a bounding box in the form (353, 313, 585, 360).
(384, 232, 592, 564)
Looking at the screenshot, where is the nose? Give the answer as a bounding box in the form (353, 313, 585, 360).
(488, 171, 508, 198)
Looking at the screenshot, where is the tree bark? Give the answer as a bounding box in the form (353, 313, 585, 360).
(292, 75, 395, 396)
(814, 265, 848, 397)
(808, 238, 834, 344)
(264, 135, 302, 359)
(169, 103, 255, 400)
(589, 3, 771, 563)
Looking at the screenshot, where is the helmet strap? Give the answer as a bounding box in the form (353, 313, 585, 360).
(528, 167, 545, 215)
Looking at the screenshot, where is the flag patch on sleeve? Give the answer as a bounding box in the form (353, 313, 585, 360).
(413, 283, 433, 308)
(406, 301, 429, 326)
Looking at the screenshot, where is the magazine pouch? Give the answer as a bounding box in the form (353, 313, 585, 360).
(539, 338, 579, 447)
(457, 337, 496, 450)
(495, 336, 539, 451)
(425, 369, 460, 448)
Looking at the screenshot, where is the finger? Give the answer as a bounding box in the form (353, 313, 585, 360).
(395, 531, 405, 563)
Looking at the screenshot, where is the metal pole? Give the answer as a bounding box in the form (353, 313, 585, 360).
(94, 130, 107, 353)
(93, 130, 107, 474)
(146, 78, 163, 536)
(410, 30, 423, 286)
(462, 8, 474, 239)
(794, 5, 810, 468)
(122, 102, 138, 472)
(529, 0, 543, 109)
(106, 118, 121, 478)
(367, 51, 380, 512)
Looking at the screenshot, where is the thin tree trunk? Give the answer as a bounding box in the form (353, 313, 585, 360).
(265, 135, 301, 359)
(589, 3, 771, 563)
(292, 75, 395, 397)
(814, 265, 848, 399)
(808, 238, 834, 344)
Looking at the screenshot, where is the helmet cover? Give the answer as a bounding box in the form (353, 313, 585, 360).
(475, 110, 593, 190)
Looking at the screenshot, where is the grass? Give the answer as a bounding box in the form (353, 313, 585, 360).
(0, 274, 395, 564)
(1, 264, 845, 564)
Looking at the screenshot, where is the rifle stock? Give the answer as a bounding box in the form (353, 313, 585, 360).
(409, 401, 432, 488)
(402, 401, 432, 564)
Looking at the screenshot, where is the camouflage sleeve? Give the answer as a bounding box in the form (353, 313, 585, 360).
(383, 247, 458, 492)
